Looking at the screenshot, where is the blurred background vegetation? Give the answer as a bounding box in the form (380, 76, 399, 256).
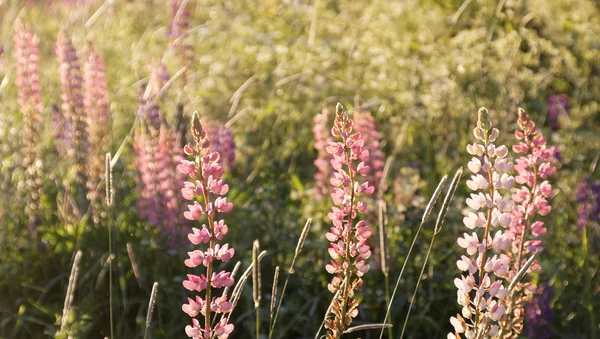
(0, 0, 598, 338)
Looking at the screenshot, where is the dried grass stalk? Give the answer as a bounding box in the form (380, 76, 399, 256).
(61, 250, 83, 331)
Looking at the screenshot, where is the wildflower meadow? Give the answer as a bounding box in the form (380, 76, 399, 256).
(0, 0, 599, 338)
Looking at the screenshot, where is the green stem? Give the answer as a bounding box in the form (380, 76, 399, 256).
(400, 232, 437, 339)
(384, 272, 392, 339)
(337, 146, 356, 338)
(108, 215, 114, 339)
(583, 227, 597, 339)
(474, 135, 495, 330)
(256, 306, 260, 339)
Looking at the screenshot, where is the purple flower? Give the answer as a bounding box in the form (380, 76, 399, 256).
(205, 121, 236, 171)
(577, 177, 600, 229)
(526, 284, 553, 339)
(547, 94, 568, 131)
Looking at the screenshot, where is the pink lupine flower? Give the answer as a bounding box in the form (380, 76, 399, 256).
(496, 108, 557, 337)
(134, 124, 185, 247)
(14, 21, 44, 231)
(83, 44, 110, 222)
(56, 31, 87, 158)
(180, 111, 236, 338)
(547, 94, 567, 131)
(168, 0, 190, 40)
(56, 30, 90, 210)
(137, 61, 169, 133)
(449, 108, 515, 338)
(204, 121, 236, 171)
(353, 109, 385, 194)
(168, 0, 193, 70)
(313, 108, 335, 198)
(323, 103, 374, 338)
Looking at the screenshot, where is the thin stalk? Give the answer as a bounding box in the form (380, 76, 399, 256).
(224, 250, 267, 324)
(108, 216, 114, 339)
(400, 232, 436, 339)
(269, 219, 311, 338)
(107, 201, 114, 334)
(400, 167, 461, 338)
(269, 266, 280, 328)
(500, 132, 538, 337)
(474, 134, 495, 329)
(195, 143, 215, 330)
(378, 175, 448, 339)
(253, 240, 262, 339)
(143, 282, 159, 339)
(105, 153, 114, 339)
(337, 146, 356, 338)
(314, 280, 345, 339)
(583, 227, 597, 339)
(514, 134, 538, 274)
(378, 201, 392, 339)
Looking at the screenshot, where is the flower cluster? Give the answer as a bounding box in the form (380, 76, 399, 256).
(83, 44, 109, 223)
(56, 31, 87, 161)
(525, 283, 553, 339)
(180, 112, 235, 339)
(14, 21, 44, 230)
(134, 124, 185, 247)
(353, 109, 385, 194)
(313, 108, 334, 198)
(547, 94, 568, 131)
(498, 108, 556, 337)
(576, 177, 600, 229)
(168, 0, 190, 41)
(168, 0, 193, 74)
(449, 108, 557, 338)
(205, 121, 236, 172)
(55, 30, 90, 212)
(449, 108, 515, 338)
(324, 103, 374, 339)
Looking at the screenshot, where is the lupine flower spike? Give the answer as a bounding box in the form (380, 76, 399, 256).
(353, 109, 385, 194)
(497, 108, 556, 338)
(83, 44, 109, 224)
(56, 30, 89, 210)
(313, 108, 334, 198)
(576, 177, 600, 229)
(324, 103, 374, 339)
(449, 108, 515, 338)
(180, 112, 235, 339)
(14, 21, 44, 231)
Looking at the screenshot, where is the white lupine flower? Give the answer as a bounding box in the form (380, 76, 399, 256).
(495, 145, 508, 158)
(467, 157, 481, 173)
(481, 157, 492, 171)
(492, 231, 510, 251)
(450, 316, 467, 333)
(462, 306, 472, 319)
(489, 301, 505, 321)
(489, 128, 499, 141)
(466, 143, 485, 156)
(457, 232, 480, 255)
(463, 212, 486, 229)
(466, 193, 486, 210)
